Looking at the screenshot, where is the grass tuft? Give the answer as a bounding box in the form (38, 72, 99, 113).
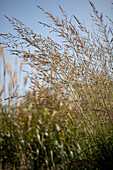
(0, 1, 113, 169)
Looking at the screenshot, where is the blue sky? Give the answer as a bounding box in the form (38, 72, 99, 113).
(0, 0, 112, 34)
(0, 0, 113, 101)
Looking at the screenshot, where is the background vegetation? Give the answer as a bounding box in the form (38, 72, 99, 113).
(0, 1, 113, 169)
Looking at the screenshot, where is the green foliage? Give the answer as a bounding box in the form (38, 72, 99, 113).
(0, 104, 78, 169)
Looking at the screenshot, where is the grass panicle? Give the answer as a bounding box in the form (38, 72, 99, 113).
(0, 1, 113, 169)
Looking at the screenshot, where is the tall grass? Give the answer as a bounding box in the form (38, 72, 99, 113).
(0, 1, 113, 169)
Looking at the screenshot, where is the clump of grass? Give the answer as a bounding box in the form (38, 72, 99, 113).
(0, 0, 113, 169)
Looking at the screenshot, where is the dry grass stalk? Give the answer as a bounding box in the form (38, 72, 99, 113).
(24, 75, 28, 86)
(20, 60, 24, 72)
(20, 95, 24, 106)
(1, 44, 5, 65)
(0, 1, 112, 122)
(0, 44, 28, 106)
(0, 2, 113, 169)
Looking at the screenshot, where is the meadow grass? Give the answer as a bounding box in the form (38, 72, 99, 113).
(0, 1, 113, 169)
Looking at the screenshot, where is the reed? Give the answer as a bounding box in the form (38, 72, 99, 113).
(0, 1, 113, 169)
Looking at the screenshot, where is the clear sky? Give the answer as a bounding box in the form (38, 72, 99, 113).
(0, 0, 113, 101)
(0, 0, 113, 35)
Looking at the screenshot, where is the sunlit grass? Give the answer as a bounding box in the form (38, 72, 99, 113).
(0, 0, 113, 169)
